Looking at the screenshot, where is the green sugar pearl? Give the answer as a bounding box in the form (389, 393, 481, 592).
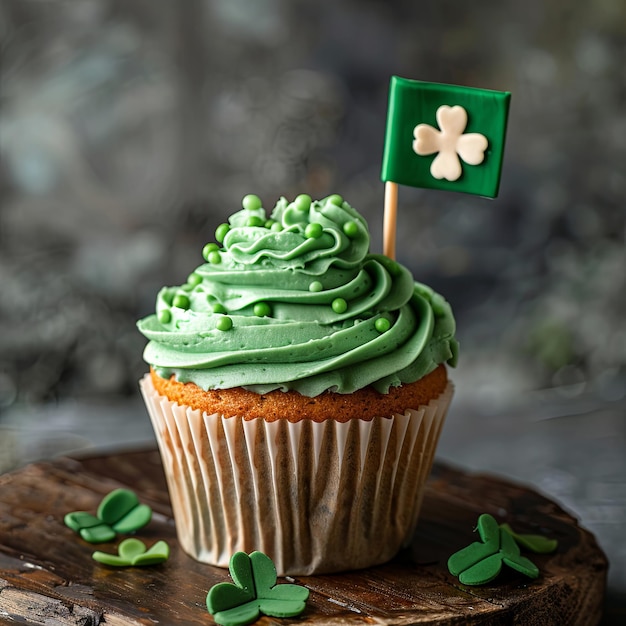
(294, 194, 312, 211)
(212, 303, 227, 314)
(247, 215, 265, 227)
(216, 316, 233, 331)
(375, 317, 391, 333)
(343, 220, 359, 238)
(208, 250, 222, 264)
(254, 302, 272, 317)
(187, 272, 202, 287)
(172, 294, 190, 309)
(331, 298, 347, 314)
(305, 223, 323, 239)
(202, 242, 219, 261)
(158, 309, 172, 324)
(242, 194, 262, 211)
(328, 194, 343, 206)
(215, 223, 230, 243)
(309, 281, 323, 292)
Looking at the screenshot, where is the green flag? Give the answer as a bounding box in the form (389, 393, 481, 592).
(381, 77, 511, 197)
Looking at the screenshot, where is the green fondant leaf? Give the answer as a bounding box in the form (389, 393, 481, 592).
(500, 523, 558, 554)
(249, 551, 277, 595)
(79, 524, 116, 544)
(206, 552, 309, 626)
(212, 602, 260, 626)
(64, 512, 102, 531)
(118, 538, 147, 560)
(92, 551, 131, 567)
(263, 583, 310, 603)
(499, 525, 521, 555)
(458, 552, 503, 586)
(207, 583, 255, 614)
(132, 540, 170, 566)
(112, 503, 152, 534)
(229, 552, 256, 596)
(476, 513, 500, 546)
(258, 597, 308, 618)
(97, 489, 140, 525)
(503, 555, 540, 579)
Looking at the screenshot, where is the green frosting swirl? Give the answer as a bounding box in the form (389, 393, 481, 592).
(137, 195, 458, 396)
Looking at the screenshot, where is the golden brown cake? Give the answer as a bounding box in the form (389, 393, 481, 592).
(149, 364, 448, 423)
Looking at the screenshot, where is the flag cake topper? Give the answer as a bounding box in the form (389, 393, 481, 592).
(381, 76, 511, 258)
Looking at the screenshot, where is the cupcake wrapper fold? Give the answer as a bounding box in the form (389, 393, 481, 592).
(140, 375, 453, 575)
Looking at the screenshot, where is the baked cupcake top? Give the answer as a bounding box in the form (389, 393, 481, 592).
(137, 194, 458, 397)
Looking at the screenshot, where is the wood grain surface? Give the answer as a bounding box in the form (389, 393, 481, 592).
(0, 448, 607, 625)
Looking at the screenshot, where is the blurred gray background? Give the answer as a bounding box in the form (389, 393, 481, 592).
(0, 0, 624, 618)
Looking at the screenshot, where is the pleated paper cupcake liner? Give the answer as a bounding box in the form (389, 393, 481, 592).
(140, 375, 453, 575)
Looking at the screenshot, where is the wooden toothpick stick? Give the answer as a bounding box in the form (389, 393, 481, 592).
(383, 181, 398, 260)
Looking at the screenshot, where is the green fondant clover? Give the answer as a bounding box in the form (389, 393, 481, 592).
(92, 538, 169, 567)
(64, 489, 152, 543)
(206, 552, 309, 626)
(500, 522, 558, 554)
(448, 514, 539, 585)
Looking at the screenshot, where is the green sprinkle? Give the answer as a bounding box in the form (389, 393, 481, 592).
(328, 194, 343, 206)
(158, 309, 172, 324)
(247, 216, 265, 227)
(254, 302, 272, 317)
(264, 219, 276, 228)
(212, 303, 227, 314)
(208, 250, 222, 264)
(202, 242, 219, 261)
(309, 281, 323, 292)
(271, 222, 283, 232)
(331, 298, 347, 314)
(305, 223, 323, 239)
(343, 220, 359, 237)
(242, 194, 263, 211)
(215, 223, 230, 243)
(172, 294, 190, 309)
(294, 194, 312, 211)
(216, 316, 233, 331)
(187, 272, 202, 287)
(375, 318, 391, 333)
(181, 283, 194, 292)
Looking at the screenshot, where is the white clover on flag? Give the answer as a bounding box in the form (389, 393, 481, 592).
(381, 77, 511, 197)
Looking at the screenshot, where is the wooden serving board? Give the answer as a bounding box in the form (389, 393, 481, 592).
(0, 448, 607, 625)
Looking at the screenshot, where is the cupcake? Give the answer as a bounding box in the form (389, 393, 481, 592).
(137, 193, 457, 575)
